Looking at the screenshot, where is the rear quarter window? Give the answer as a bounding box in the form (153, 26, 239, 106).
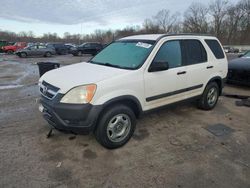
(183, 40, 207, 65)
(205, 39, 225, 59)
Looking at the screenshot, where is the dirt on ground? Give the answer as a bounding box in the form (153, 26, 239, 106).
(0, 54, 249, 188)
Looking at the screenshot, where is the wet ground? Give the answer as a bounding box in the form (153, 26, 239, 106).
(0, 54, 250, 188)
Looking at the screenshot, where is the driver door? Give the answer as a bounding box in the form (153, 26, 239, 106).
(144, 40, 188, 110)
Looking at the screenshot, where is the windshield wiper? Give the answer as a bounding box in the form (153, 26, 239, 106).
(89, 60, 129, 69)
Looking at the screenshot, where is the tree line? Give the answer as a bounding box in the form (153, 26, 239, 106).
(0, 0, 249, 45)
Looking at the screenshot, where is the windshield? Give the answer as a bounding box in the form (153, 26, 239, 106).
(90, 40, 155, 69)
(79, 43, 86, 47)
(242, 51, 250, 58)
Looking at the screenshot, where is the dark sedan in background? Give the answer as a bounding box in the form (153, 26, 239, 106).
(70, 42, 103, 56)
(227, 51, 250, 86)
(46, 43, 69, 55)
(15, 45, 56, 58)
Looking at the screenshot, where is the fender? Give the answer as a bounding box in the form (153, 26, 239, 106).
(206, 76, 224, 95)
(102, 95, 143, 117)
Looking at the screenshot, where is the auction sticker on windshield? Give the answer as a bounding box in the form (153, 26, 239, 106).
(136, 42, 152, 49)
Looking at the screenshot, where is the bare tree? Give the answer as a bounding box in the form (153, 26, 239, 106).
(142, 18, 161, 33)
(153, 9, 179, 33)
(224, 2, 245, 44)
(209, 0, 229, 38)
(183, 2, 209, 33)
(238, 0, 250, 44)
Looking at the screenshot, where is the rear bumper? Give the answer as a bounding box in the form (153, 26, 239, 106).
(39, 94, 102, 134)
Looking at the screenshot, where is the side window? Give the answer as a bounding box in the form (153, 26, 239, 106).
(30, 45, 37, 50)
(38, 45, 46, 49)
(153, 40, 182, 69)
(85, 43, 91, 47)
(205, 39, 225, 59)
(184, 40, 207, 65)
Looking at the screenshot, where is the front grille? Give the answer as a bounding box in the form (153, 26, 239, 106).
(40, 81, 60, 99)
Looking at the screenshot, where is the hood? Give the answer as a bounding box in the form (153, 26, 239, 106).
(228, 58, 250, 70)
(40, 62, 130, 94)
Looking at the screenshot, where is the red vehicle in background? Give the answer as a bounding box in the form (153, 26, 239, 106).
(2, 42, 27, 54)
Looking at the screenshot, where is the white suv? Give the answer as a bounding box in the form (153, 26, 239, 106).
(39, 34, 228, 149)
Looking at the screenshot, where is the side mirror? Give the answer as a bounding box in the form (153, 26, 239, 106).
(148, 61, 169, 72)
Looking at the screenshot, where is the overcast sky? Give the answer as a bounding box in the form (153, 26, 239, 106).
(0, 0, 214, 36)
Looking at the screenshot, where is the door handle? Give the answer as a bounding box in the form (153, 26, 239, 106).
(177, 71, 186, 75)
(207, 66, 214, 69)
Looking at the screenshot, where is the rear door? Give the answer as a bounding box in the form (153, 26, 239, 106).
(144, 40, 189, 110)
(28, 45, 38, 56)
(37, 45, 47, 56)
(83, 43, 91, 54)
(181, 39, 208, 98)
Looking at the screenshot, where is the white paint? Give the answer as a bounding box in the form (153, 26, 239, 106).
(40, 34, 228, 112)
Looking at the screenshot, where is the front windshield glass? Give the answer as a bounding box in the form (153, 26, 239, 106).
(90, 40, 155, 69)
(242, 51, 250, 58)
(80, 43, 86, 47)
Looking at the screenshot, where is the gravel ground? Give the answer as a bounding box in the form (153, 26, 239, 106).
(0, 53, 249, 188)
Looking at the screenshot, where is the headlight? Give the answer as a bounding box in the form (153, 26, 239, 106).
(60, 84, 96, 104)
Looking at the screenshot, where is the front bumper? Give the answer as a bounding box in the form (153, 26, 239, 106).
(39, 94, 102, 134)
(227, 69, 250, 86)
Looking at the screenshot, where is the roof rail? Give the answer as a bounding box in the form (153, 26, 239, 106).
(156, 33, 214, 41)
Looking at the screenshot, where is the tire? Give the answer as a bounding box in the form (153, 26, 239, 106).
(7, 50, 14, 54)
(45, 52, 52, 57)
(198, 82, 219, 110)
(94, 104, 136, 149)
(20, 52, 27, 58)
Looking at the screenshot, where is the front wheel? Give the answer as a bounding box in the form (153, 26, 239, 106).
(198, 82, 219, 110)
(45, 52, 52, 57)
(94, 105, 136, 149)
(7, 50, 14, 54)
(20, 52, 27, 58)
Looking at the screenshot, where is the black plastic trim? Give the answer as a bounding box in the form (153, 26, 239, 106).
(102, 95, 143, 117)
(144, 95, 202, 114)
(146, 84, 203, 102)
(40, 94, 103, 134)
(207, 76, 224, 95)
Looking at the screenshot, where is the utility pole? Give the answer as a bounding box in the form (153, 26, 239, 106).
(79, 23, 83, 45)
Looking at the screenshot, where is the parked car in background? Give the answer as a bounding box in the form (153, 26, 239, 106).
(0, 40, 8, 52)
(15, 45, 56, 58)
(70, 42, 103, 56)
(38, 34, 227, 148)
(0, 41, 7, 53)
(65, 43, 76, 51)
(223, 46, 239, 53)
(2, 42, 27, 54)
(46, 43, 69, 55)
(227, 50, 250, 86)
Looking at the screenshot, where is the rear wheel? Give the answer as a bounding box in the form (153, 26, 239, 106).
(94, 105, 136, 149)
(45, 52, 52, 57)
(198, 82, 219, 110)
